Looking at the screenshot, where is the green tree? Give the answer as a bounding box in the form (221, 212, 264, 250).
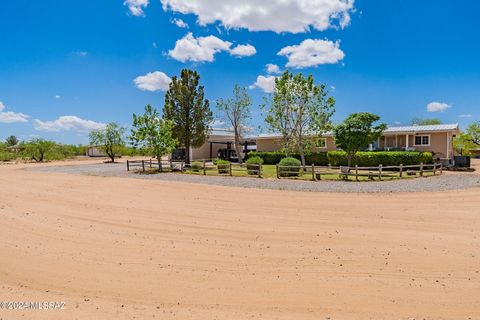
(163, 69, 213, 163)
(89, 122, 125, 162)
(333, 113, 387, 167)
(263, 71, 335, 166)
(216, 85, 251, 163)
(22, 138, 56, 162)
(411, 118, 442, 125)
(5, 135, 19, 147)
(465, 121, 480, 145)
(130, 105, 178, 170)
(454, 133, 477, 156)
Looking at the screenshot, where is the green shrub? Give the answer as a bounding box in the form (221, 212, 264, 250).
(191, 161, 203, 172)
(245, 156, 263, 175)
(327, 151, 433, 167)
(0, 151, 16, 162)
(248, 151, 328, 165)
(278, 157, 302, 177)
(216, 159, 230, 174)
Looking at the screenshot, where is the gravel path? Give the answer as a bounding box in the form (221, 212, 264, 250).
(31, 162, 480, 193)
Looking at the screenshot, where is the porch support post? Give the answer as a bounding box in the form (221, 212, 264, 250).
(405, 134, 409, 150)
(395, 135, 398, 148)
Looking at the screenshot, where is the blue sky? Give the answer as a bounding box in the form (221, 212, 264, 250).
(1, 0, 479, 144)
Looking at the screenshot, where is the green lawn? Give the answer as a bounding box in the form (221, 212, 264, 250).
(181, 164, 436, 182)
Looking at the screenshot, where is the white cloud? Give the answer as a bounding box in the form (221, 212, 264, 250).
(211, 119, 226, 127)
(152, 42, 157, 48)
(427, 102, 451, 113)
(168, 33, 255, 62)
(55, 95, 61, 99)
(230, 44, 256, 57)
(124, 0, 149, 16)
(0, 101, 30, 123)
(34, 116, 106, 132)
(249, 75, 276, 93)
(266, 64, 281, 74)
(134, 71, 172, 92)
(160, 0, 355, 33)
(458, 114, 472, 118)
(74, 51, 88, 57)
(278, 39, 345, 68)
(171, 18, 189, 28)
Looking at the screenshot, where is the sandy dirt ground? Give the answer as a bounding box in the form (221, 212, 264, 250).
(1, 159, 479, 319)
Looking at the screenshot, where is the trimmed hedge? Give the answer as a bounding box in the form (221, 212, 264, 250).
(327, 151, 433, 167)
(245, 156, 263, 175)
(278, 157, 302, 177)
(247, 151, 329, 165)
(216, 159, 230, 174)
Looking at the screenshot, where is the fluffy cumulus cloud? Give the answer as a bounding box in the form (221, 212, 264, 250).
(134, 71, 172, 92)
(159, 0, 355, 33)
(124, 0, 149, 16)
(229, 44, 256, 57)
(171, 18, 189, 28)
(0, 101, 29, 123)
(33, 116, 106, 132)
(266, 64, 281, 74)
(169, 33, 256, 62)
(278, 39, 345, 68)
(427, 102, 451, 113)
(249, 76, 276, 93)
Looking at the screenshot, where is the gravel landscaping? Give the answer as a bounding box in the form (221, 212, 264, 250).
(31, 162, 480, 193)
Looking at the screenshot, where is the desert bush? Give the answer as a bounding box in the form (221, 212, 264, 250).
(216, 159, 230, 174)
(245, 156, 263, 175)
(278, 157, 302, 177)
(327, 151, 433, 167)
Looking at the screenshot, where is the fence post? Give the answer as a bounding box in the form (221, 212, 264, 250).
(258, 164, 262, 178)
(180, 162, 184, 173)
(433, 163, 437, 175)
(276, 164, 280, 179)
(203, 160, 206, 175)
(229, 162, 232, 176)
(127, 160, 130, 172)
(399, 164, 403, 178)
(142, 160, 145, 172)
(311, 164, 315, 181)
(149, 159, 152, 168)
(420, 163, 424, 177)
(378, 164, 382, 181)
(159, 158, 163, 172)
(440, 163, 443, 174)
(355, 165, 359, 181)
(169, 159, 173, 171)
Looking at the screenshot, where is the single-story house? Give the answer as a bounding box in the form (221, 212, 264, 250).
(175, 128, 255, 161)
(254, 123, 460, 159)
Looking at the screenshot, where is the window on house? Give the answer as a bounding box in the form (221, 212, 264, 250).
(414, 135, 430, 146)
(317, 138, 327, 148)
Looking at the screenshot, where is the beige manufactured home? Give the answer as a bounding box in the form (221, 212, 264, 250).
(255, 124, 460, 159)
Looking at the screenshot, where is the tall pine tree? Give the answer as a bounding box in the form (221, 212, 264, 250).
(163, 69, 213, 163)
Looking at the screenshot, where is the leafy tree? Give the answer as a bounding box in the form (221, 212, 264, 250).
(89, 122, 125, 162)
(454, 133, 477, 156)
(6, 135, 19, 147)
(163, 69, 213, 163)
(411, 118, 442, 125)
(130, 105, 178, 170)
(333, 113, 387, 167)
(216, 85, 251, 163)
(466, 121, 480, 146)
(22, 138, 56, 162)
(263, 71, 335, 166)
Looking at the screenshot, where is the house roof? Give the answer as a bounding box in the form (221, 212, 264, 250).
(253, 123, 459, 140)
